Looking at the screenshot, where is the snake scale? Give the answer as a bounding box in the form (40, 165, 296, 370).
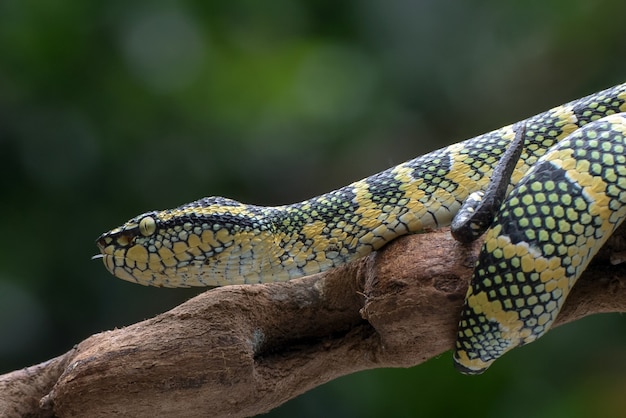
(97, 82, 626, 374)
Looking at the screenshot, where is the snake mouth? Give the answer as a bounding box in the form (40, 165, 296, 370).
(93, 250, 158, 286)
(94, 234, 140, 281)
(93, 234, 205, 287)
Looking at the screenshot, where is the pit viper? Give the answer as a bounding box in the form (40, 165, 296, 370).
(96, 82, 626, 374)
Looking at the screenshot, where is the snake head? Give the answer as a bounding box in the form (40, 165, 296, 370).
(95, 210, 165, 285)
(95, 197, 278, 287)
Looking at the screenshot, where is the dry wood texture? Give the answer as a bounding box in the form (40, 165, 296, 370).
(2, 226, 626, 417)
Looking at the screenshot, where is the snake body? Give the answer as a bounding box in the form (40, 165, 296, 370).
(97, 82, 626, 373)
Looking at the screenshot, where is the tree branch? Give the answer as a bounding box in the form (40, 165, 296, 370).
(2, 226, 626, 417)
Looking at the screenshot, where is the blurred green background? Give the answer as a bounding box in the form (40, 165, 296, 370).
(2, 0, 626, 416)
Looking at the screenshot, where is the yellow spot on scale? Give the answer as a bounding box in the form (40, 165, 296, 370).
(556, 276, 570, 292)
(148, 253, 160, 265)
(496, 235, 511, 251)
(357, 212, 382, 229)
(392, 163, 415, 183)
(126, 245, 149, 263)
(173, 241, 189, 255)
(484, 238, 497, 254)
(215, 228, 232, 243)
(114, 268, 138, 284)
(158, 247, 175, 260)
(148, 262, 163, 275)
(518, 328, 532, 340)
(175, 252, 192, 262)
(187, 246, 203, 257)
(537, 313, 552, 326)
(520, 254, 536, 273)
(533, 257, 548, 272)
(515, 243, 531, 258)
(617, 94, 626, 112)
(162, 257, 178, 268)
(301, 220, 326, 239)
(328, 228, 347, 241)
(116, 235, 131, 246)
(187, 233, 201, 248)
(201, 230, 221, 249)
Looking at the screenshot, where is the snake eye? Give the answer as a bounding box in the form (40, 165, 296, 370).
(139, 216, 157, 237)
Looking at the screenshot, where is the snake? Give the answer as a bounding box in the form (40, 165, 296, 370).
(96, 82, 626, 374)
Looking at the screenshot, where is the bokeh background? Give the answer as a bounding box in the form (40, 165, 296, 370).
(2, 1, 626, 416)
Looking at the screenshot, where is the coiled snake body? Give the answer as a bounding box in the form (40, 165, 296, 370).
(97, 82, 626, 374)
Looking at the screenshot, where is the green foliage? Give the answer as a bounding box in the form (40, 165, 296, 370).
(1, 1, 626, 416)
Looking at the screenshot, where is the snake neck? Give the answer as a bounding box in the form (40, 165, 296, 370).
(266, 165, 467, 281)
(264, 129, 535, 282)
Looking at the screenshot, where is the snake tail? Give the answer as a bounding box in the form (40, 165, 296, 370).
(451, 122, 527, 242)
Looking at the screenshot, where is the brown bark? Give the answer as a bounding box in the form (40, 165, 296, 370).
(2, 226, 626, 418)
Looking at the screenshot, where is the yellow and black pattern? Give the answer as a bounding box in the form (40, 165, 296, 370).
(97, 82, 626, 371)
(453, 113, 626, 373)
